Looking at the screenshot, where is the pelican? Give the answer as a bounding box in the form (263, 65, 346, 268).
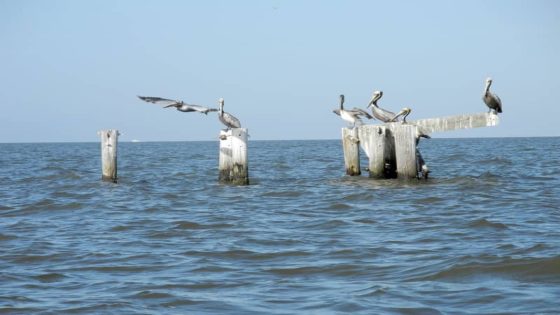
(137, 96, 218, 114)
(218, 98, 241, 129)
(367, 91, 397, 122)
(334, 94, 373, 127)
(482, 77, 502, 114)
(391, 107, 412, 123)
(415, 132, 431, 179)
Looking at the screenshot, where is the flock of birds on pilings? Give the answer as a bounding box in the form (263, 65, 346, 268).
(137, 77, 502, 180)
(333, 77, 503, 128)
(137, 77, 502, 131)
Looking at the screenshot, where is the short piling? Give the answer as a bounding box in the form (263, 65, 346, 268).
(98, 129, 119, 182)
(219, 128, 249, 185)
(341, 127, 360, 176)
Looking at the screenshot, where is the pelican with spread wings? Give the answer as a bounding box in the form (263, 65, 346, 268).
(137, 96, 218, 114)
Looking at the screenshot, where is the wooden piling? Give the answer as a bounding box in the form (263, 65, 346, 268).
(390, 124, 419, 179)
(358, 125, 396, 178)
(219, 128, 249, 185)
(98, 129, 119, 182)
(341, 127, 360, 176)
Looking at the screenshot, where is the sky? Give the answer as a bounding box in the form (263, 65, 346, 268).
(1, 0, 559, 142)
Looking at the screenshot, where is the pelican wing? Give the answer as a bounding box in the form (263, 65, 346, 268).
(137, 96, 181, 107)
(371, 106, 396, 122)
(349, 108, 373, 119)
(493, 93, 503, 113)
(220, 112, 241, 128)
(185, 104, 218, 113)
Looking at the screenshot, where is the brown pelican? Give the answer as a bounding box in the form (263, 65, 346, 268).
(137, 96, 218, 114)
(334, 94, 373, 127)
(415, 133, 431, 179)
(391, 107, 412, 123)
(367, 91, 397, 122)
(218, 98, 241, 129)
(482, 77, 502, 114)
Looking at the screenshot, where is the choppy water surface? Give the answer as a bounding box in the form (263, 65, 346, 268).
(1, 138, 559, 314)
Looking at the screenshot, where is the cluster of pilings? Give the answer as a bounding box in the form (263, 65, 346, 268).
(343, 124, 423, 179)
(342, 112, 500, 179)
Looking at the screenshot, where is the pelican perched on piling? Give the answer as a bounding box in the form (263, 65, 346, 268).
(367, 91, 397, 122)
(482, 77, 502, 114)
(367, 90, 411, 123)
(391, 107, 412, 123)
(218, 98, 241, 129)
(334, 94, 373, 127)
(137, 96, 218, 114)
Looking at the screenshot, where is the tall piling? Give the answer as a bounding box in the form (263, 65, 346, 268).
(341, 127, 361, 176)
(98, 129, 119, 182)
(391, 124, 419, 179)
(219, 128, 249, 185)
(358, 125, 396, 178)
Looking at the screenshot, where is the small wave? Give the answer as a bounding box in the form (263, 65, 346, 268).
(173, 220, 234, 230)
(353, 218, 377, 224)
(261, 190, 303, 198)
(413, 256, 560, 283)
(478, 157, 513, 166)
(265, 263, 368, 277)
(467, 218, 508, 230)
(326, 203, 352, 210)
(0, 233, 17, 241)
(304, 219, 349, 229)
(184, 249, 310, 262)
(33, 272, 66, 283)
(189, 266, 238, 273)
(130, 290, 176, 300)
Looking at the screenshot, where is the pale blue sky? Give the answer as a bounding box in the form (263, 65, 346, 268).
(1, 0, 559, 142)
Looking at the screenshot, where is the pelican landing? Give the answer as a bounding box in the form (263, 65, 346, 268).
(341, 112, 500, 179)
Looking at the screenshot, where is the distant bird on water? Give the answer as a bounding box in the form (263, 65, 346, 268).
(366, 90, 397, 122)
(137, 96, 218, 114)
(218, 98, 241, 129)
(482, 77, 502, 114)
(333, 94, 373, 127)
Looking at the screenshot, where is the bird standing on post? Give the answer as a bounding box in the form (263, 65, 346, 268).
(218, 98, 241, 130)
(137, 96, 218, 114)
(334, 94, 373, 127)
(366, 90, 412, 123)
(482, 77, 503, 114)
(391, 107, 412, 123)
(367, 90, 397, 122)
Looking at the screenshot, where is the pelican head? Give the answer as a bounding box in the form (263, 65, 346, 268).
(484, 77, 493, 93)
(367, 90, 383, 108)
(392, 107, 412, 123)
(339, 94, 345, 109)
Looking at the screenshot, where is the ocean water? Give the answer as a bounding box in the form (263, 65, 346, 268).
(1, 137, 559, 314)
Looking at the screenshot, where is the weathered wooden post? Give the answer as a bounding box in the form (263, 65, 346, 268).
(390, 124, 420, 179)
(97, 129, 119, 182)
(341, 127, 361, 176)
(358, 125, 396, 178)
(219, 128, 249, 185)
